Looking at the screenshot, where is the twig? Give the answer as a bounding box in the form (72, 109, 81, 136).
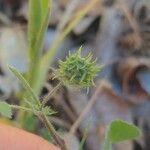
(44, 82, 76, 122)
(69, 81, 105, 134)
(49, 116, 71, 130)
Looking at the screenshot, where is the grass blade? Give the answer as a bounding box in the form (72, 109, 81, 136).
(28, 0, 42, 59)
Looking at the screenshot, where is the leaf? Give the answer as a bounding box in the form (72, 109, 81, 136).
(109, 120, 140, 143)
(31, 0, 51, 59)
(28, 0, 42, 56)
(28, 0, 52, 92)
(41, 0, 50, 19)
(103, 120, 140, 150)
(8, 66, 40, 106)
(28, 0, 51, 60)
(0, 102, 12, 118)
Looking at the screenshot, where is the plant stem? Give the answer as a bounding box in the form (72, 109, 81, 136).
(40, 113, 67, 150)
(42, 82, 62, 106)
(70, 81, 103, 134)
(103, 125, 112, 150)
(10, 105, 34, 113)
(10, 105, 67, 149)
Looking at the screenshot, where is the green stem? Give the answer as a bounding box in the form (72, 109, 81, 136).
(40, 113, 67, 150)
(42, 82, 62, 106)
(103, 125, 112, 150)
(13, 104, 66, 148)
(10, 105, 34, 113)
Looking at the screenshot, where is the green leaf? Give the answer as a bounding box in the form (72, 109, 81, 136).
(41, 0, 50, 19)
(8, 66, 40, 106)
(28, 0, 51, 59)
(28, 0, 52, 92)
(0, 102, 12, 118)
(103, 120, 140, 150)
(28, 0, 42, 56)
(28, 0, 51, 60)
(109, 120, 140, 143)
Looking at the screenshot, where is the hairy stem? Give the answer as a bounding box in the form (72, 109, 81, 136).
(10, 105, 34, 113)
(40, 113, 67, 150)
(10, 104, 67, 149)
(42, 82, 62, 106)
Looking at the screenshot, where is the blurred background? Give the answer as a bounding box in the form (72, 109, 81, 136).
(0, 0, 149, 149)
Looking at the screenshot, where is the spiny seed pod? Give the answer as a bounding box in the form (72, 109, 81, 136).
(56, 47, 102, 88)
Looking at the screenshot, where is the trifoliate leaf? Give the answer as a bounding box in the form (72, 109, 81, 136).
(28, 0, 42, 53)
(0, 102, 12, 118)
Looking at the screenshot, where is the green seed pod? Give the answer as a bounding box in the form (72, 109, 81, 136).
(56, 47, 102, 88)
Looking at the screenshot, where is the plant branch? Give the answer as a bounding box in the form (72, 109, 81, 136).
(40, 113, 67, 150)
(70, 81, 105, 134)
(42, 82, 62, 106)
(11, 104, 67, 149)
(10, 105, 35, 113)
